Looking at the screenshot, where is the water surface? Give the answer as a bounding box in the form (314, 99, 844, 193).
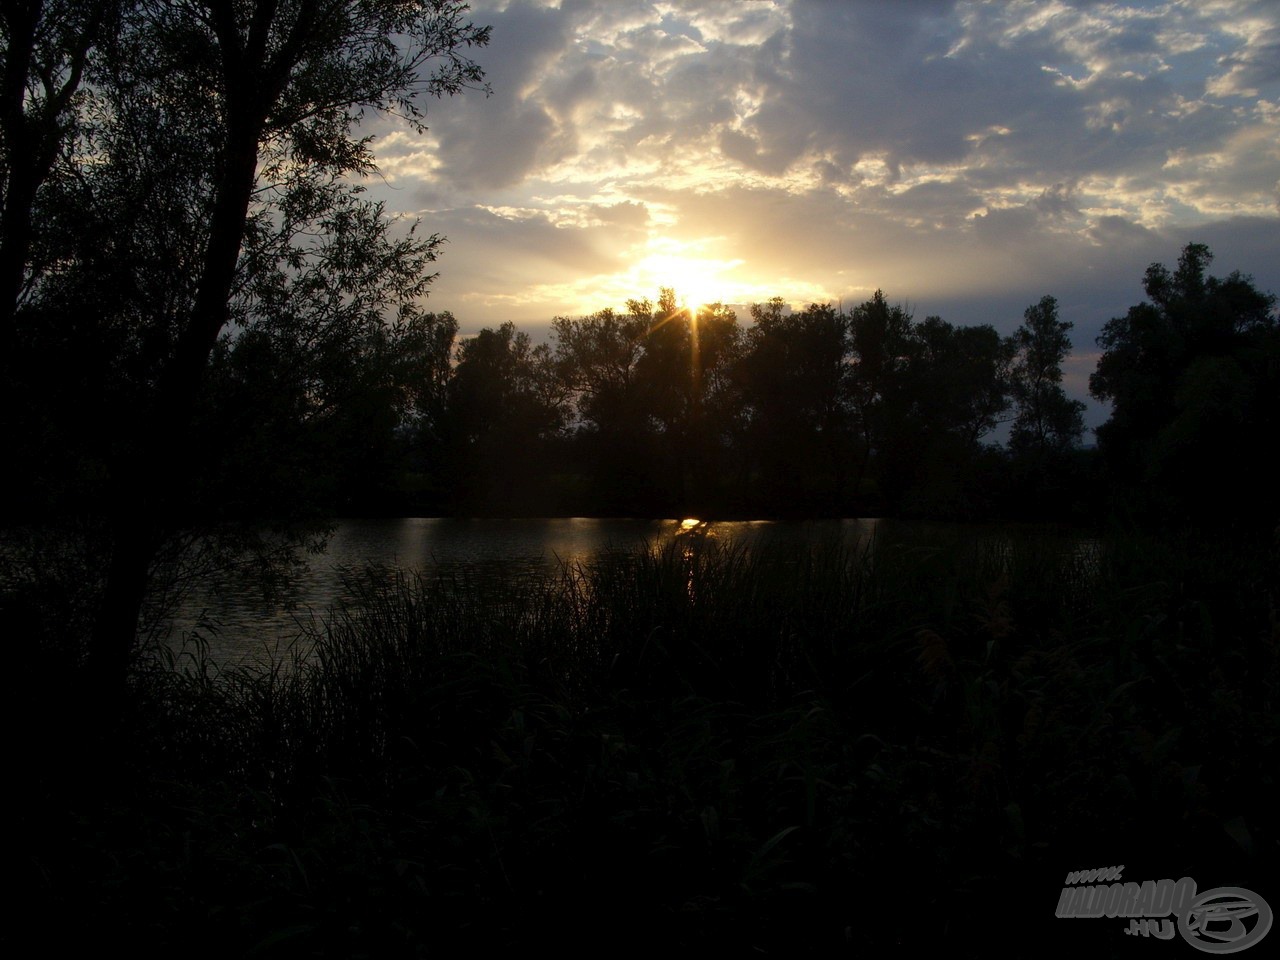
(161, 518, 885, 665)
(159, 516, 1093, 667)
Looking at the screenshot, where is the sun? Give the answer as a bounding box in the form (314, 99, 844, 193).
(631, 249, 739, 317)
(571, 237, 754, 321)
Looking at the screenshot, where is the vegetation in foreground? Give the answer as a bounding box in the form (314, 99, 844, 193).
(12, 527, 1279, 956)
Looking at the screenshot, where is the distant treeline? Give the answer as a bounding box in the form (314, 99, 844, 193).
(14, 243, 1273, 526)
(385, 288, 1090, 520)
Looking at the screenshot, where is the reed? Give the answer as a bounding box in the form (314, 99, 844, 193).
(14, 526, 1279, 954)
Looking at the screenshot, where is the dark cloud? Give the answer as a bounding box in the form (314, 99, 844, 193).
(882, 180, 985, 227)
(767, 1, 992, 171)
(426, 1, 574, 189)
(718, 128, 791, 176)
(970, 205, 1041, 243)
(1088, 215, 1157, 246)
(1032, 182, 1081, 219)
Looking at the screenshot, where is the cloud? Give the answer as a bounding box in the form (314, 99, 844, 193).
(363, 0, 1279, 396)
(412, 198, 651, 316)
(1202, 0, 1280, 96)
(422, 1, 575, 189)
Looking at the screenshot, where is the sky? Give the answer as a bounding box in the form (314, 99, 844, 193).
(362, 0, 1280, 429)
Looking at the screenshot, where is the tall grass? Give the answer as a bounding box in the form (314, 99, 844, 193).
(14, 526, 1280, 955)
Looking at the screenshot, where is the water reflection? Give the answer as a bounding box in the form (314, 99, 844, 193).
(674, 518, 711, 600)
(159, 516, 1070, 668)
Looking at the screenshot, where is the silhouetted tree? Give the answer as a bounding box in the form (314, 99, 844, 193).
(203, 312, 459, 520)
(5, 1, 490, 682)
(399, 311, 460, 444)
(547, 290, 744, 514)
(447, 322, 566, 512)
(1090, 243, 1279, 521)
(551, 303, 655, 511)
(395, 310, 460, 507)
(0, 0, 114, 354)
(914, 316, 1012, 448)
(992, 296, 1092, 519)
(624, 289, 742, 511)
(898, 315, 1011, 515)
(686, 301, 743, 511)
(735, 299, 854, 512)
(1008, 296, 1084, 455)
(844, 293, 1013, 515)
(848, 290, 914, 506)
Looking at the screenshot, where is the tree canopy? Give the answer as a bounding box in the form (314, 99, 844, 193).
(2, 0, 492, 679)
(1009, 296, 1085, 456)
(1090, 243, 1279, 520)
(406, 287, 1088, 520)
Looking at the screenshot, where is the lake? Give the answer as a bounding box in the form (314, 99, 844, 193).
(156, 516, 1097, 668)
(157, 517, 884, 665)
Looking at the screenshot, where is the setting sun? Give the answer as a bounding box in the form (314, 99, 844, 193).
(629, 245, 741, 317)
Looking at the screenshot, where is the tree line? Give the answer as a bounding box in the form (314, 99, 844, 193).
(406, 242, 1272, 525)
(360, 288, 1089, 520)
(26, 240, 1257, 530)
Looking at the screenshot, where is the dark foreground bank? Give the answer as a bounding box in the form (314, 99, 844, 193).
(11, 526, 1279, 957)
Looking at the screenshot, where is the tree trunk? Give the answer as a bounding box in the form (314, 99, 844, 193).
(87, 117, 264, 684)
(87, 519, 157, 683)
(0, 161, 38, 353)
